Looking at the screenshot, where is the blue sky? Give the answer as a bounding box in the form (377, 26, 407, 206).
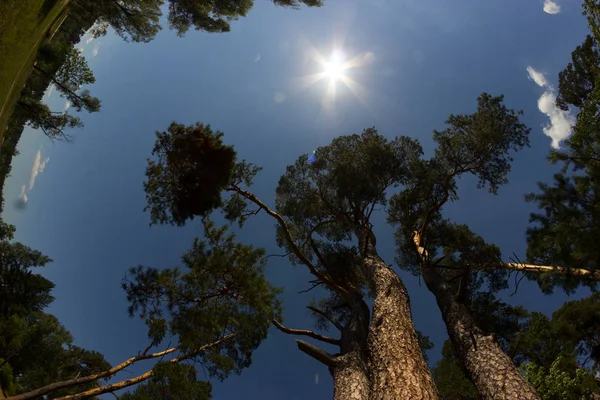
(1, 0, 593, 397)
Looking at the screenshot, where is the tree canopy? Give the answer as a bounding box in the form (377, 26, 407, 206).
(525, 0, 600, 295)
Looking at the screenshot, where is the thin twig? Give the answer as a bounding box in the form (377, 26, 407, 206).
(298, 280, 323, 294)
(307, 306, 344, 331)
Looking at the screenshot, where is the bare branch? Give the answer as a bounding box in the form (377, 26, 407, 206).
(260, 251, 292, 262)
(272, 320, 340, 346)
(307, 306, 344, 331)
(295, 339, 336, 368)
(298, 279, 323, 294)
(490, 262, 600, 281)
(8, 333, 239, 400)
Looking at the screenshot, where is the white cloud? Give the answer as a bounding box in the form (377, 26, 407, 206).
(254, 53, 260, 63)
(64, 100, 71, 111)
(28, 150, 50, 190)
(526, 66, 575, 149)
(543, 0, 561, 14)
(38, 157, 50, 173)
(18, 185, 28, 204)
(526, 66, 549, 88)
(29, 151, 41, 190)
(45, 84, 55, 99)
(538, 92, 576, 149)
(364, 51, 375, 63)
(92, 43, 99, 57)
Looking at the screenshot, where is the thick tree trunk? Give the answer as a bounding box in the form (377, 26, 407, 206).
(331, 351, 370, 400)
(421, 266, 540, 400)
(364, 256, 440, 399)
(331, 292, 371, 400)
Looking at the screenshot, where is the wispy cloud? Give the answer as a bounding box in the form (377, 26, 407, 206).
(18, 185, 28, 204)
(64, 100, 71, 111)
(526, 66, 575, 149)
(92, 43, 99, 57)
(254, 53, 260, 63)
(28, 149, 50, 190)
(45, 84, 55, 99)
(526, 66, 549, 87)
(543, 0, 561, 14)
(29, 151, 41, 190)
(314, 373, 319, 385)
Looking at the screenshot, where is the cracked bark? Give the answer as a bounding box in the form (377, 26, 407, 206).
(421, 266, 540, 400)
(364, 256, 440, 400)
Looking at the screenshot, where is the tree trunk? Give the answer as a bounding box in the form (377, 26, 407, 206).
(331, 293, 371, 400)
(365, 256, 440, 399)
(421, 266, 540, 400)
(331, 351, 370, 400)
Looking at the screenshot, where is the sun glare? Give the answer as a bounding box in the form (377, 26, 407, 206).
(323, 51, 347, 82)
(324, 54, 346, 81)
(292, 44, 375, 114)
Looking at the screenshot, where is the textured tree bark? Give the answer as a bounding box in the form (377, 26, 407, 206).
(331, 292, 371, 400)
(331, 351, 371, 400)
(364, 256, 440, 400)
(421, 266, 540, 400)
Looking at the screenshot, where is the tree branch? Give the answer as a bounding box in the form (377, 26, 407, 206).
(8, 333, 239, 400)
(228, 184, 348, 296)
(272, 320, 340, 345)
(295, 339, 336, 368)
(307, 306, 344, 331)
(298, 279, 323, 294)
(480, 262, 600, 281)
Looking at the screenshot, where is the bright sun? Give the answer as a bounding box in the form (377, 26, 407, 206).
(323, 51, 346, 82)
(324, 59, 345, 81)
(292, 45, 374, 112)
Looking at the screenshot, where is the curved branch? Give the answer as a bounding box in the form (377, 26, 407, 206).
(228, 184, 348, 296)
(272, 320, 340, 346)
(9, 333, 239, 400)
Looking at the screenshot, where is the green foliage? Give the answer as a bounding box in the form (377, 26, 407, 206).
(432, 341, 480, 400)
(120, 362, 212, 400)
(0, 311, 111, 397)
(36, 43, 101, 113)
(167, 0, 322, 36)
(74, 0, 321, 42)
(0, 221, 54, 318)
(0, 359, 17, 397)
(122, 218, 282, 380)
(510, 293, 600, 371)
(73, 0, 163, 43)
(18, 96, 83, 141)
(556, 35, 599, 111)
(433, 93, 531, 194)
(526, 4, 600, 294)
(389, 93, 530, 276)
(275, 127, 423, 261)
(144, 122, 237, 226)
(416, 330, 434, 364)
(433, 293, 600, 399)
(522, 356, 598, 400)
